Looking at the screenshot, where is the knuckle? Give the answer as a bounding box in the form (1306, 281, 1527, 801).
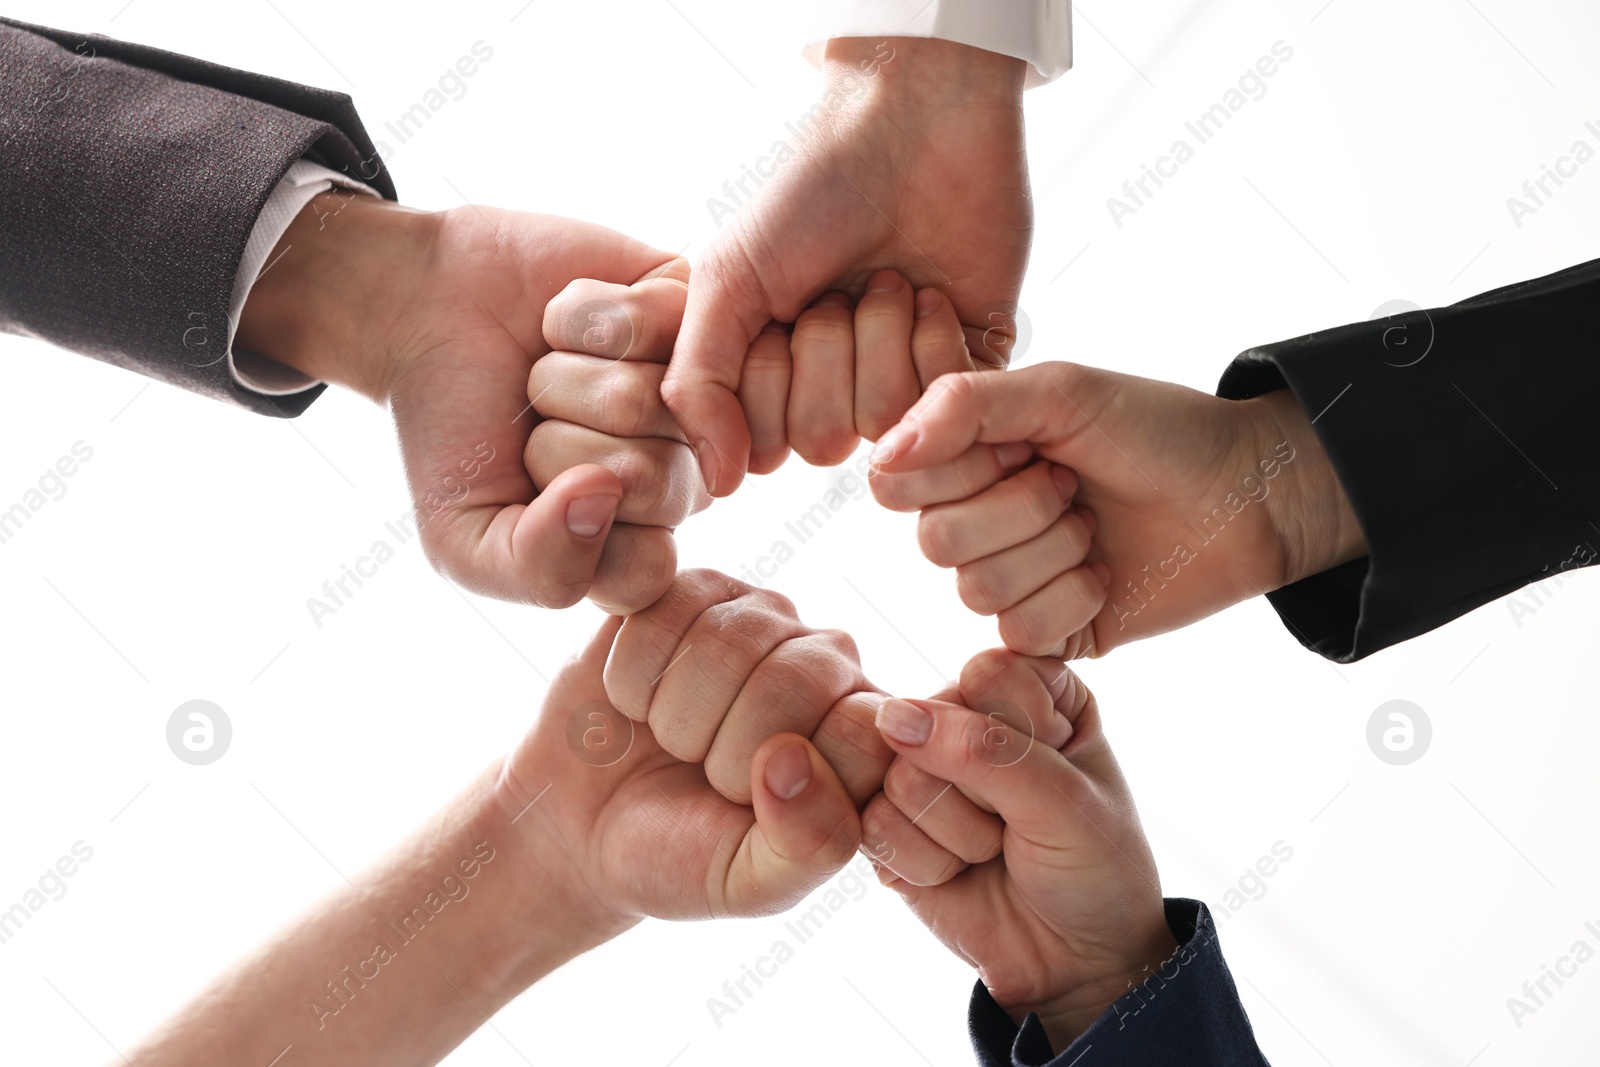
(1057, 511, 1093, 559)
(960, 647, 1017, 698)
(614, 443, 671, 519)
(1015, 468, 1065, 530)
(598, 374, 661, 438)
(882, 757, 931, 809)
(812, 695, 892, 794)
(658, 373, 691, 417)
(955, 565, 1004, 617)
(600, 528, 677, 613)
(749, 585, 798, 621)
(868, 470, 912, 512)
(998, 607, 1060, 659)
(1043, 360, 1087, 397)
(859, 794, 901, 847)
(856, 399, 910, 443)
(914, 853, 968, 888)
(528, 574, 588, 610)
(960, 712, 1006, 765)
(817, 627, 861, 668)
(916, 511, 959, 568)
(792, 308, 855, 351)
(927, 370, 978, 413)
(755, 652, 830, 716)
(696, 612, 778, 680)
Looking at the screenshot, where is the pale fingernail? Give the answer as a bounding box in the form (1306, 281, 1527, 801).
(764, 740, 812, 800)
(871, 426, 915, 466)
(1092, 562, 1112, 588)
(915, 288, 942, 317)
(876, 698, 932, 746)
(1078, 508, 1098, 537)
(694, 440, 722, 495)
(995, 441, 1032, 469)
(565, 494, 618, 538)
(868, 270, 906, 294)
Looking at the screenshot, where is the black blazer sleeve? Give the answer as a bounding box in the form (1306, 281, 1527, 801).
(0, 18, 395, 417)
(969, 900, 1269, 1066)
(1217, 257, 1600, 662)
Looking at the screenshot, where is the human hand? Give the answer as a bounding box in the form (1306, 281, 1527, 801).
(493, 568, 894, 923)
(863, 649, 1177, 1050)
(869, 362, 1367, 657)
(743, 268, 992, 471)
(665, 36, 1031, 495)
(524, 268, 711, 611)
(237, 192, 691, 612)
(119, 569, 889, 1067)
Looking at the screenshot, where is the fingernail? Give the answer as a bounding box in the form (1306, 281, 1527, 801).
(565, 494, 618, 538)
(1078, 508, 1098, 536)
(694, 440, 722, 495)
(995, 441, 1032, 469)
(915, 288, 942, 317)
(876, 698, 932, 746)
(1050, 465, 1078, 502)
(868, 270, 905, 294)
(871, 426, 916, 467)
(1092, 562, 1112, 588)
(764, 740, 812, 800)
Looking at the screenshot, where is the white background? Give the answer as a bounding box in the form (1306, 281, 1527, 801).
(3, 1, 1599, 1064)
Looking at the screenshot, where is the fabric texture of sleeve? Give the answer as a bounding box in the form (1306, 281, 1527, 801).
(802, 0, 1072, 87)
(968, 900, 1269, 1066)
(1218, 257, 1600, 662)
(0, 17, 395, 418)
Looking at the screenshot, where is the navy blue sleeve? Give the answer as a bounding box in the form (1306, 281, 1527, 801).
(968, 900, 1269, 1066)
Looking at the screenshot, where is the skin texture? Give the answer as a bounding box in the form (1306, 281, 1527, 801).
(865, 650, 1180, 1052)
(125, 571, 880, 1066)
(869, 361, 1369, 658)
(121, 577, 1193, 1063)
(237, 191, 698, 614)
(664, 36, 1033, 496)
(751, 269, 992, 472)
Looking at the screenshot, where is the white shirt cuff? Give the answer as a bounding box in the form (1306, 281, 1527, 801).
(803, 0, 1072, 88)
(226, 159, 381, 396)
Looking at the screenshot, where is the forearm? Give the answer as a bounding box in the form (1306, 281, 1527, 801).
(127, 765, 624, 1067)
(236, 192, 437, 404)
(971, 901, 1268, 1067)
(0, 17, 388, 418)
(1222, 255, 1600, 660)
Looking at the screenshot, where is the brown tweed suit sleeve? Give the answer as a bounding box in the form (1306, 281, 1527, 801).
(0, 17, 396, 417)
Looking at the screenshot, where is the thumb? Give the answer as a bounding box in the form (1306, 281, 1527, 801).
(870, 363, 1110, 473)
(663, 245, 774, 497)
(872, 697, 1083, 839)
(729, 733, 862, 915)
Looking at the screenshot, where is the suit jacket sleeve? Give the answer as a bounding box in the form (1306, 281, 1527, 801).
(1217, 257, 1600, 662)
(0, 17, 395, 417)
(968, 900, 1269, 1066)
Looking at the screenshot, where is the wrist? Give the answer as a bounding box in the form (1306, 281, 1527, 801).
(236, 192, 438, 403)
(1248, 388, 1369, 588)
(822, 36, 1026, 112)
(1004, 926, 1181, 1052)
(484, 757, 640, 958)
